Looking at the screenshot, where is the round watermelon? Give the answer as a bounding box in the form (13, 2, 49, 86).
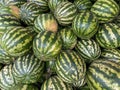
(54, 1, 77, 25)
(34, 13, 58, 33)
(33, 31, 62, 61)
(0, 26, 34, 57)
(58, 27, 77, 49)
(91, 0, 120, 23)
(72, 11, 99, 39)
(55, 50, 86, 83)
(75, 39, 101, 62)
(12, 53, 44, 84)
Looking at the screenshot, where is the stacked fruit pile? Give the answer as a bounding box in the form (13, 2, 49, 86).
(0, 0, 120, 90)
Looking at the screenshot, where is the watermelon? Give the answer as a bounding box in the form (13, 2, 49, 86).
(0, 5, 20, 18)
(0, 14, 21, 38)
(33, 31, 62, 61)
(20, 2, 45, 26)
(0, 26, 34, 57)
(0, 45, 14, 64)
(95, 23, 120, 49)
(0, 0, 27, 8)
(41, 76, 73, 90)
(0, 65, 16, 90)
(100, 48, 120, 62)
(28, 0, 49, 12)
(54, 1, 77, 25)
(91, 0, 120, 23)
(34, 13, 58, 33)
(58, 27, 77, 49)
(12, 53, 44, 84)
(55, 50, 86, 83)
(74, 0, 92, 12)
(48, 0, 68, 12)
(72, 76, 86, 88)
(87, 59, 120, 90)
(72, 11, 99, 39)
(75, 39, 101, 62)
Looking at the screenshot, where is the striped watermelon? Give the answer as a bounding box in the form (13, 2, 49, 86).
(34, 13, 58, 33)
(87, 59, 120, 90)
(75, 39, 101, 62)
(91, 0, 120, 23)
(72, 11, 99, 39)
(0, 0, 27, 8)
(100, 49, 120, 62)
(28, 0, 49, 12)
(72, 76, 86, 88)
(0, 5, 20, 18)
(95, 23, 120, 49)
(12, 53, 44, 84)
(58, 27, 77, 49)
(9, 84, 38, 90)
(0, 45, 14, 64)
(54, 1, 77, 25)
(0, 65, 16, 90)
(33, 31, 62, 61)
(20, 2, 44, 26)
(0, 26, 34, 57)
(55, 50, 86, 83)
(0, 14, 21, 38)
(48, 0, 68, 12)
(74, 0, 92, 12)
(41, 76, 73, 90)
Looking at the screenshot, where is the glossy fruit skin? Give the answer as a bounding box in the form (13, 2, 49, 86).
(55, 50, 86, 83)
(33, 31, 62, 61)
(87, 59, 120, 90)
(72, 11, 99, 39)
(54, 1, 77, 26)
(91, 0, 120, 23)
